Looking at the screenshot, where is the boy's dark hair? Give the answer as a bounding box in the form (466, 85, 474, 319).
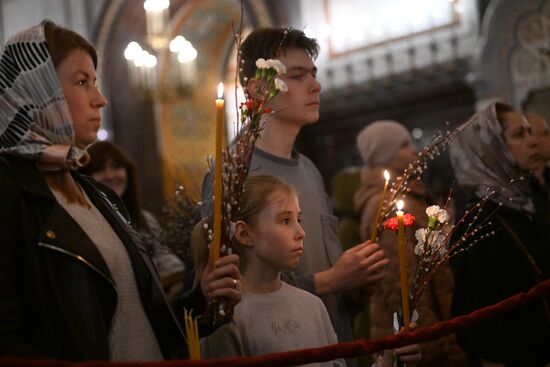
(239, 27, 319, 87)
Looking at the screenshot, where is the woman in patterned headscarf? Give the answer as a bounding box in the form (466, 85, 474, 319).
(450, 102, 550, 367)
(0, 20, 241, 360)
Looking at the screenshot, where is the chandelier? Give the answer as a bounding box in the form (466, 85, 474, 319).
(123, 0, 198, 100)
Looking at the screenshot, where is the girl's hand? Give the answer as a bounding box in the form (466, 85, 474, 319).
(200, 254, 241, 311)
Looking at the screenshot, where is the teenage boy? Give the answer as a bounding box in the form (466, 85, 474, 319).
(201, 28, 423, 367)
(221, 28, 390, 350)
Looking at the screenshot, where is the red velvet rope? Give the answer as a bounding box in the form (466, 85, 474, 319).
(2, 279, 550, 367)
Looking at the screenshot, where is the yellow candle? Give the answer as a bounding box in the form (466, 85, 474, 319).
(370, 169, 390, 241)
(212, 82, 224, 265)
(184, 310, 192, 357)
(396, 199, 411, 331)
(194, 317, 200, 359)
(184, 309, 201, 360)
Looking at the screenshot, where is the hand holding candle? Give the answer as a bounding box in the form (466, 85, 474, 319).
(370, 170, 390, 241)
(212, 82, 224, 265)
(396, 199, 411, 331)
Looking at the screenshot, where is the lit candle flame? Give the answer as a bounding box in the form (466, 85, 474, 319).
(217, 82, 224, 99)
(383, 169, 390, 182)
(397, 200, 404, 211)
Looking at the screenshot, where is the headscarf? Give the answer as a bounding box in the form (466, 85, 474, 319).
(0, 19, 89, 170)
(356, 120, 412, 168)
(449, 103, 534, 213)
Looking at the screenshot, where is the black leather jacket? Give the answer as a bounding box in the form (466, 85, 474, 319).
(0, 155, 185, 360)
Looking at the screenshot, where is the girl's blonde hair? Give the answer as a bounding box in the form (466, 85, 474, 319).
(191, 175, 295, 288)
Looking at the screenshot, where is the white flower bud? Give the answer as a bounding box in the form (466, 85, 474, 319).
(415, 228, 427, 245)
(274, 78, 288, 92)
(255, 58, 268, 69)
(265, 58, 286, 74)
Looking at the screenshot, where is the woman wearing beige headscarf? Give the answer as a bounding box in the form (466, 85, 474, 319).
(450, 103, 550, 367)
(354, 120, 467, 366)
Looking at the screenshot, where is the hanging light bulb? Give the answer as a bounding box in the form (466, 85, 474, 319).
(177, 41, 197, 63)
(177, 41, 198, 90)
(169, 35, 186, 53)
(143, 0, 170, 50)
(124, 42, 142, 61)
(123, 0, 199, 100)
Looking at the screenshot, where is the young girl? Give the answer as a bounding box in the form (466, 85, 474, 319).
(198, 175, 344, 366)
(197, 175, 420, 366)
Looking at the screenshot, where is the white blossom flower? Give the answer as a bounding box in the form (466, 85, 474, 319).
(255, 58, 268, 69)
(429, 230, 447, 249)
(415, 228, 427, 245)
(414, 228, 427, 256)
(265, 58, 286, 74)
(425, 205, 449, 223)
(437, 211, 449, 223)
(393, 312, 400, 334)
(415, 228, 446, 256)
(274, 78, 288, 92)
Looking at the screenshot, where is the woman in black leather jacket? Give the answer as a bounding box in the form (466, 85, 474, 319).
(0, 20, 240, 361)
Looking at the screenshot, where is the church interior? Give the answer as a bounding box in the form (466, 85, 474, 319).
(2, 0, 547, 216)
(1, 1, 550, 366)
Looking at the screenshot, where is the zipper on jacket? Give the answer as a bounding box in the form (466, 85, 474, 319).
(38, 241, 117, 291)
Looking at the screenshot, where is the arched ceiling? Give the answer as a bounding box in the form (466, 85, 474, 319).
(91, 0, 292, 208)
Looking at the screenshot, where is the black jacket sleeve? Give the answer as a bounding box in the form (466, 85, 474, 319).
(0, 162, 50, 358)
